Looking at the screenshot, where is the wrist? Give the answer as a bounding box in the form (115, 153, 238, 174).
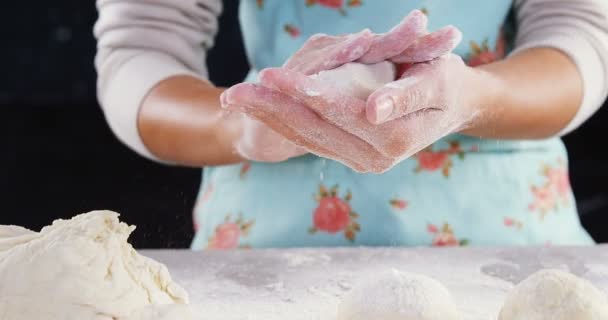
(458, 65, 505, 135)
(139, 76, 245, 166)
(213, 109, 247, 163)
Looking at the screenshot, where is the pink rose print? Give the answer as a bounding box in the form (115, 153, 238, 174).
(528, 184, 558, 219)
(210, 223, 240, 249)
(284, 24, 301, 38)
(305, 0, 362, 15)
(390, 198, 408, 210)
(528, 160, 571, 220)
(417, 151, 450, 172)
(208, 215, 254, 249)
(309, 184, 360, 242)
(415, 141, 466, 177)
(545, 163, 571, 199)
(503, 217, 523, 230)
(240, 162, 251, 179)
(306, 0, 344, 12)
(428, 223, 469, 247)
(467, 30, 506, 67)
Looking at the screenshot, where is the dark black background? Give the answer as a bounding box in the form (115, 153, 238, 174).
(1, 1, 606, 248)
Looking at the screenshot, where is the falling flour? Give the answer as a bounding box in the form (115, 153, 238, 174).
(0, 211, 192, 320)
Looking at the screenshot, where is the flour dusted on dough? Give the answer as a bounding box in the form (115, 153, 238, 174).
(337, 269, 462, 320)
(499, 269, 608, 320)
(0, 211, 192, 320)
(311, 61, 395, 99)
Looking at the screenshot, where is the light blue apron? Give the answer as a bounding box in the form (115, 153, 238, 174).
(192, 0, 593, 249)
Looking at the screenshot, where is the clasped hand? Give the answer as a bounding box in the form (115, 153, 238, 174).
(221, 10, 479, 173)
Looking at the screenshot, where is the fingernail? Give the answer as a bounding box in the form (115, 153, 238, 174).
(375, 97, 394, 123)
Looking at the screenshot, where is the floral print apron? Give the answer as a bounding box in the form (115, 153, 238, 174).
(191, 0, 594, 249)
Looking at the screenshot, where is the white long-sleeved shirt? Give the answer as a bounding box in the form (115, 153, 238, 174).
(94, 0, 608, 161)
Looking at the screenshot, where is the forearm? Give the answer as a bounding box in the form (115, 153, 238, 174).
(462, 48, 583, 139)
(139, 76, 244, 166)
(94, 0, 225, 164)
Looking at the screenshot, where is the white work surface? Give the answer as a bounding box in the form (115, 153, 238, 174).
(144, 246, 608, 320)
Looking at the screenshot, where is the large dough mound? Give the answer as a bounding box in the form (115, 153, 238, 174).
(499, 269, 608, 320)
(0, 211, 192, 320)
(337, 269, 462, 320)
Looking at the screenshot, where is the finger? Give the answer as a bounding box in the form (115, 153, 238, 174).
(259, 67, 413, 159)
(221, 83, 391, 172)
(223, 83, 391, 172)
(365, 76, 425, 125)
(222, 84, 358, 168)
(391, 25, 462, 64)
(283, 29, 374, 75)
(366, 54, 461, 125)
(260, 67, 369, 127)
(358, 9, 427, 64)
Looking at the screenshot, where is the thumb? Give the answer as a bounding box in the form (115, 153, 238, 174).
(366, 55, 460, 124)
(365, 74, 426, 125)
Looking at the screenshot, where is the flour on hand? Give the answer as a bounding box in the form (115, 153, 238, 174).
(337, 269, 462, 320)
(311, 61, 396, 100)
(0, 211, 192, 320)
(499, 269, 608, 320)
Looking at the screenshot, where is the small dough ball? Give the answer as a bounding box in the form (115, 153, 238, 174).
(313, 61, 396, 99)
(0, 211, 192, 320)
(337, 269, 462, 320)
(499, 269, 608, 320)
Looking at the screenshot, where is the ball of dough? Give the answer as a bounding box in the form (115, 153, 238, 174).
(499, 269, 608, 320)
(337, 269, 462, 320)
(0, 211, 192, 320)
(312, 61, 396, 99)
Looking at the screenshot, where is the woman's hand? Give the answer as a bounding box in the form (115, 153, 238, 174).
(227, 26, 381, 163)
(222, 53, 482, 173)
(364, 53, 485, 154)
(227, 18, 397, 163)
(221, 76, 392, 172)
(221, 10, 465, 172)
(284, 9, 461, 73)
(228, 63, 397, 163)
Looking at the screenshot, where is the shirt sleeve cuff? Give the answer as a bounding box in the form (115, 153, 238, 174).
(99, 52, 204, 163)
(509, 33, 607, 136)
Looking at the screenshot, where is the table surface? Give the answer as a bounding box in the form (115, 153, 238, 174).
(144, 246, 608, 320)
